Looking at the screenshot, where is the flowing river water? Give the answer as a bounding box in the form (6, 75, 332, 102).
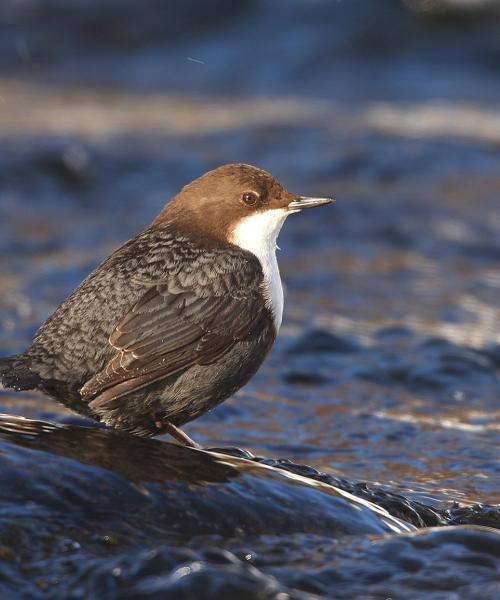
(0, 1, 499, 597)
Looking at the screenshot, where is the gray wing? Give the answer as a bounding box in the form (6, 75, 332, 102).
(80, 247, 264, 409)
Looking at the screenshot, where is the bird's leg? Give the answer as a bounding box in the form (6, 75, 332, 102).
(152, 414, 201, 449)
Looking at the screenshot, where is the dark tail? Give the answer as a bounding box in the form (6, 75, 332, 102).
(0, 355, 40, 391)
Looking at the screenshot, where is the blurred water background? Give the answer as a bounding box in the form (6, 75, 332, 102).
(0, 0, 499, 598)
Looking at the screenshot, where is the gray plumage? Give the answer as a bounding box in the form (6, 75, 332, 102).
(0, 163, 332, 442)
(3, 226, 274, 435)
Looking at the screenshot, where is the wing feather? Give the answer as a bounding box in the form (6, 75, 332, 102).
(80, 245, 265, 408)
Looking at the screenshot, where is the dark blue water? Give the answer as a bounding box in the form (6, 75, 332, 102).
(0, 1, 499, 598)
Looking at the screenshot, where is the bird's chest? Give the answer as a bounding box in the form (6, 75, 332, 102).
(258, 248, 283, 330)
(229, 208, 287, 331)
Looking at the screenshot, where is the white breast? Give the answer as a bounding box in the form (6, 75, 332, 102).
(230, 208, 288, 330)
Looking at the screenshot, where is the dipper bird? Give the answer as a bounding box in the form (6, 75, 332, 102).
(0, 164, 333, 447)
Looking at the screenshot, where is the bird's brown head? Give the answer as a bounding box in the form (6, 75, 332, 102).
(152, 163, 334, 249)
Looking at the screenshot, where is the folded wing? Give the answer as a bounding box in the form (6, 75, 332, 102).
(81, 250, 264, 410)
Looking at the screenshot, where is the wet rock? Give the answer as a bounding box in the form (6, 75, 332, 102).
(0, 0, 250, 56)
(257, 457, 446, 529)
(405, 0, 500, 20)
(445, 504, 500, 530)
(206, 446, 256, 460)
(282, 371, 328, 386)
(481, 343, 500, 370)
(0, 415, 498, 599)
(112, 557, 291, 600)
(354, 334, 500, 397)
(287, 329, 360, 355)
(417, 338, 499, 379)
(0, 415, 411, 539)
(0, 414, 421, 599)
(35, 143, 90, 188)
(313, 527, 500, 598)
(156, 527, 500, 600)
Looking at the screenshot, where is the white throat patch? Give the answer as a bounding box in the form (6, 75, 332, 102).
(230, 208, 289, 330)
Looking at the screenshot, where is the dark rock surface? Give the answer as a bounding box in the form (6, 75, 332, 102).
(0, 415, 497, 600)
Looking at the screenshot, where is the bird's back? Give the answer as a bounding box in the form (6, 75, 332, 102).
(18, 227, 196, 392)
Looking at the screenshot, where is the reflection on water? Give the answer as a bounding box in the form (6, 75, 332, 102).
(0, 0, 499, 597)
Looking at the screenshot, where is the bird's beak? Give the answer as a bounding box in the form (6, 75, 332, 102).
(288, 195, 335, 211)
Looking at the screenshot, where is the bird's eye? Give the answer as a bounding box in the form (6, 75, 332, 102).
(242, 191, 259, 206)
